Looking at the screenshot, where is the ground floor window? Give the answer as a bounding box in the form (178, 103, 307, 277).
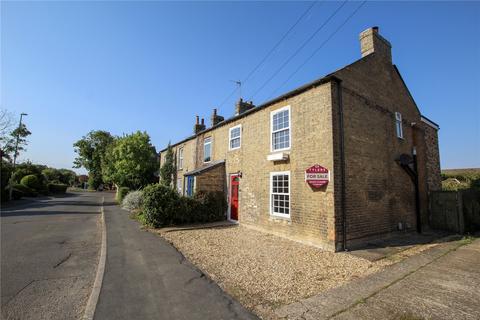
(176, 177, 183, 195)
(186, 176, 195, 197)
(270, 171, 290, 217)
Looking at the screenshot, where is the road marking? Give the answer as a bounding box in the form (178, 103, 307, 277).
(83, 196, 107, 320)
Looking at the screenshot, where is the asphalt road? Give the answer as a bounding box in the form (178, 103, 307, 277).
(94, 193, 257, 320)
(1, 192, 102, 320)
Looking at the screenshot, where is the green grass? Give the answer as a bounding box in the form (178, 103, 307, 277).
(67, 187, 96, 192)
(458, 235, 475, 246)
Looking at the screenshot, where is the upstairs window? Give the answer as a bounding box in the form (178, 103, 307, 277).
(204, 137, 212, 162)
(395, 112, 403, 139)
(271, 106, 291, 152)
(178, 147, 184, 169)
(270, 171, 290, 217)
(229, 125, 241, 150)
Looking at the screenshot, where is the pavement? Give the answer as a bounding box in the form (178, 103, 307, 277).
(94, 193, 257, 320)
(276, 237, 480, 320)
(349, 230, 454, 261)
(1, 192, 102, 320)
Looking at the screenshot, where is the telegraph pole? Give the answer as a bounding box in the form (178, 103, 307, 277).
(9, 113, 28, 200)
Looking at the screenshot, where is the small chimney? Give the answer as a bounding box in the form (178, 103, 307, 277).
(359, 26, 392, 63)
(194, 116, 206, 134)
(235, 98, 255, 116)
(211, 108, 224, 127)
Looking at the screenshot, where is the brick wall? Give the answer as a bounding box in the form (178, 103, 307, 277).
(332, 50, 434, 247)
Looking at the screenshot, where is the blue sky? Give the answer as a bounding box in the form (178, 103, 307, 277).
(2, 1, 479, 173)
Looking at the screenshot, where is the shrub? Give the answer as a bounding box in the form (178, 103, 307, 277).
(142, 184, 180, 227)
(122, 190, 144, 211)
(48, 183, 68, 194)
(11, 188, 23, 200)
(116, 187, 130, 203)
(194, 191, 227, 222)
(13, 183, 38, 197)
(20, 174, 41, 190)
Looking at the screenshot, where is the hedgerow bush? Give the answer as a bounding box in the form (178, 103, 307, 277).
(13, 183, 38, 197)
(194, 191, 227, 223)
(116, 187, 130, 203)
(122, 190, 144, 211)
(143, 184, 180, 227)
(141, 183, 227, 228)
(48, 183, 68, 194)
(20, 174, 41, 191)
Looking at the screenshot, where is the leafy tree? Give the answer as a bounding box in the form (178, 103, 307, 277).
(1, 123, 32, 161)
(42, 168, 77, 186)
(11, 161, 47, 184)
(102, 131, 158, 190)
(73, 130, 114, 189)
(160, 143, 175, 187)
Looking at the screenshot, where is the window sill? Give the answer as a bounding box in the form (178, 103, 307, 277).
(269, 213, 291, 221)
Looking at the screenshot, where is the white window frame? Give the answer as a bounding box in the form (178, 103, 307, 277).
(395, 112, 404, 139)
(228, 124, 242, 151)
(269, 171, 291, 218)
(204, 137, 212, 163)
(270, 105, 291, 152)
(176, 177, 183, 195)
(178, 147, 184, 170)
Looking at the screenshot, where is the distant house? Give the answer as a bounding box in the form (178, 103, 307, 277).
(159, 27, 441, 251)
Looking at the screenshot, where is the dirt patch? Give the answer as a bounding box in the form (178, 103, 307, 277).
(157, 225, 387, 319)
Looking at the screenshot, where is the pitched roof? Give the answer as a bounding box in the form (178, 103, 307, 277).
(184, 159, 225, 176)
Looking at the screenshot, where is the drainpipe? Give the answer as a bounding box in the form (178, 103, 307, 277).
(336, 80, 348, 251)
(412, 147, 421, 233)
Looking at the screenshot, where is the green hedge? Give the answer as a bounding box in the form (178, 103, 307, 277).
(142, 184, 226, 228)
(20, 174, 41, 190)
(116, 187, 130, 203)
(48, 183, 68, 194)
(13, 183, 38, 197)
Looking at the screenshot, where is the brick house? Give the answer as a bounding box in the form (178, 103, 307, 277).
(159, 27, 441, 251)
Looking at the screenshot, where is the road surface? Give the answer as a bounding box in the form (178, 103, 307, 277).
(1, 192, 102, 320)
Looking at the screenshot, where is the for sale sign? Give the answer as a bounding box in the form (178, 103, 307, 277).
(305, 165, 329, 188)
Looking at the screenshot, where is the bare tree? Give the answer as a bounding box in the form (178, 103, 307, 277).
(0, 109, 14, 140)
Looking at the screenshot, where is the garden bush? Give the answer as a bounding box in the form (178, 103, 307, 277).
(194, 191, 227, 222)
(141, 184, 226, 228)
(142, 184, 181, 227)
(116, 187, 130, 203)
(122, 190, 144, 211)
(20, 174, 41, 190)
(13, 183, 38, 197)
(48, 183, 68, 194)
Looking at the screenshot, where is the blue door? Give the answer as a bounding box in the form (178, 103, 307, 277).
(186, 176, 195, 196)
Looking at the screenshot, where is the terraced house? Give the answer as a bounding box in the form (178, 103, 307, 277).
(159, 27, 441, 251)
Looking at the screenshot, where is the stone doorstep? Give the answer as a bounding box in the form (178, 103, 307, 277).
(274, 239, 467, 320)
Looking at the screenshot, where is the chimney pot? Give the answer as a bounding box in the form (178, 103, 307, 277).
(235, 98, 255, 115)
(201, 118, 204, 125)
(211, 108, 224, 126)
(195, 115, 199, 125)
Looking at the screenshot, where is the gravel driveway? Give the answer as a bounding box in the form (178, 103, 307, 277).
(159, 225, 386, 319)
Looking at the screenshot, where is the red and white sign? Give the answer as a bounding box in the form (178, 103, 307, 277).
(305, 165, 329, 188)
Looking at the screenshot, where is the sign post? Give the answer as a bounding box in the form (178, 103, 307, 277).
(305, 165, 329, 188)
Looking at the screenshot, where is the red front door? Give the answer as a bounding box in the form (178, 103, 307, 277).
(230, 175, 239, 221)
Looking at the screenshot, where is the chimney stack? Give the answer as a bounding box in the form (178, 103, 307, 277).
(235, 98, 255, 116)
(359, 26, 392, 63)
(194, 116, 206, 134)
(211, 108, 224, 127)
